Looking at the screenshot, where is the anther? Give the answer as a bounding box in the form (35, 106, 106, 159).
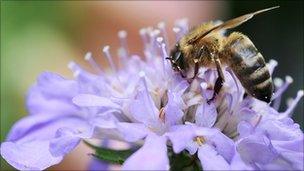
(280, 90, 304, 118)
(139, 28, 148, 50)
(194, 136, 206, 146)
(102, 45, 116, 72)
(118, 30, 127, 39)
(274, 78, 283, 87)
(68, 61, 82, 78)
(272, 76, 294, 110)
(84, 52, 103, 74)
(174, 18, 189, 34)
(173, 27, 182, 41)
(156, 37, 164, 44)
(267, 59, 278, 75)
(272, 76, 293, 100)
(117, 30, 129, 68)
(118, 30, 128, 54)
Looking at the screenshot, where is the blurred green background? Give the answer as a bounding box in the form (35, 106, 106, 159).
(1, 1, 303, 170)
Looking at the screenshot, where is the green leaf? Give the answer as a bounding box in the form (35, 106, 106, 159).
(84, 140, 135, 165)
(168, 148, 202, 171)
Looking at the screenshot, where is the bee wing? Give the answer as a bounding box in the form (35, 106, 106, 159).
(188, 6, 279, 44)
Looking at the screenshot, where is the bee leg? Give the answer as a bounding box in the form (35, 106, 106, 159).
(176, 66, 186, 78)
(191, 62, 199, 79)
(207, 58, 225, 104)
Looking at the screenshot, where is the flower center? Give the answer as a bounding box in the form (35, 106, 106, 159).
(159, 107, 166, 123)
(194, 136, 206, 146)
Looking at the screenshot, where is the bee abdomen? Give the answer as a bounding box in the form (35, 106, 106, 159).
(241, 53, 270, 85)
(224, 32, 273, 102)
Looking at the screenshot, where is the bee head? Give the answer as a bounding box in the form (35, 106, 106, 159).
(167, 44, 187, 73)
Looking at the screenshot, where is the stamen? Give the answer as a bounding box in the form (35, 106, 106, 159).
(272, 78, 283, 110)
(139, 71, 156, 117)
(280, 90, 303, 118)
(118, 30, 129, 58)
(159, 107, 165, 123)
(67, 61, 82, 78)
(272, 76, 293, 110)
(157, 21, 169, 49)
(272, 76, 293, 100)
(267, 59, 278, 75)
(172, 27, 182, 41)
(156, 37, 169, 78)
(139, 28, 148, 51)
(174, 18, 189, 35)
(200, 82, 208, 99)
(156, 36, 163, 43)
(102, 45, 116, 72)
(149, 29, 161, 55)
(84, 52, 103, 74)
(194, 136, 206, 146)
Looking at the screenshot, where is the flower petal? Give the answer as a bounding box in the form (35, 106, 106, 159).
(207, 131, 235, 163)
(195, 102, 217, 128)
(198, 144, 230, 170)
(6, 114, 59, 141)
(230, 152, 253, 170)
(165, 125, 196, 153)
(72, 94, 120, 109)
(26, 73, 80, 116)
(49, 127, 89, 157)
(1, 114, 90, 170)
(116, 122, 149, 142)
(257, 118, 303, 141)
(88, 157, 109, 171)
(1, 141, 62, 170)
(129, 88, 158, 126)
(164, 91, 183, 126)
(27, 86, 79, 116)
(237, 121, 254, 138)
(35, 72, 79, 98)
(237, 134, 279, 165)
(122, 134, 169, 170)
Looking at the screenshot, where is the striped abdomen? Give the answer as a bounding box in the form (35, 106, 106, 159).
(223, 32, 273, 103)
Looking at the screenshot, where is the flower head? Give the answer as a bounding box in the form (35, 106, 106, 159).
(1, 19, 303, 171)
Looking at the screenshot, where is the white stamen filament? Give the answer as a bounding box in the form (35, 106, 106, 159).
(272, 76, 293, 100)
(280, 90, 303, 118)
(272, 76, 293, 110)
(267, 59, 278, 75)
(68, 61, 82, 78)
(139, 71, 157, 119)
(118, 30, 129, 56)
(102, 45, 117, 73)
(200, 82, 208, 100)
(173, 27, 182, 41)
(156, 37, 168, 78)
(149, 29, 161, 55)
(139, 28, 148, 50)
(174, 18, 189, 35)
(157, 21, 169, 50)
(272, 78, 283, 110)
(84, 52, 103, 74)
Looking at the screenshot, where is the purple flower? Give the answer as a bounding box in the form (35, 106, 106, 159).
(1, 19, 303, 171)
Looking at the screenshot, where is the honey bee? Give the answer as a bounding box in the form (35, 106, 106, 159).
(167, 6, 279, 103)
